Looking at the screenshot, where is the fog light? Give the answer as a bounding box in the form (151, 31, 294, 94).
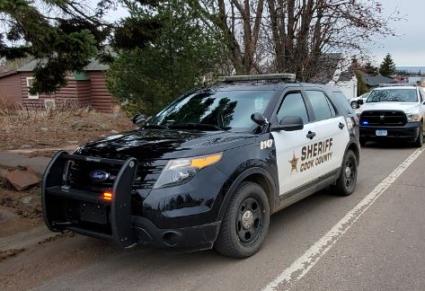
(103, 192, 113, 201)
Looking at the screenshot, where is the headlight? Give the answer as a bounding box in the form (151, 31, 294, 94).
(407, 113, 421, 122)
(154, 153, 223, 189)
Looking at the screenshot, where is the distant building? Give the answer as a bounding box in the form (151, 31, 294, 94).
(358, 72, 397, 89)
(310, 53, 358, 99)
(0, 59, 115, 112)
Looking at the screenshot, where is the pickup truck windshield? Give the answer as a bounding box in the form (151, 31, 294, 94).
(367, 89, 418, 103)
(148, 90, 275, 131)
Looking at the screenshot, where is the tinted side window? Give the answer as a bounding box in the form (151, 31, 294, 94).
(330, 92, 354, 115)
(305, 91, 334, 121)
(277, 92, 309, 123)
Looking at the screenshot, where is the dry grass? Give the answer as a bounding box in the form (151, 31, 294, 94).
(0, 100, 133, 151)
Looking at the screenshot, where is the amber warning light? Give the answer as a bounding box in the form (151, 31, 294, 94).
(103, 192, 113, 201)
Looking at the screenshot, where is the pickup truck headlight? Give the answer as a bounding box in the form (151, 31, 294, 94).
(154, 153, 223, 189)
(407, 113, 421, 122)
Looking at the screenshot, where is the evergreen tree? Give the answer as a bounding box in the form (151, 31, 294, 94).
(107, 0, 225, 116)
(379, 54, 396, 77)
(0, 0, 159, 95)
(364, 62, 378, 75)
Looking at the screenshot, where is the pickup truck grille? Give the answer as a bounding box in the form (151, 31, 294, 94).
(360, 110, 407, 126)
(67, 159, 165, 192)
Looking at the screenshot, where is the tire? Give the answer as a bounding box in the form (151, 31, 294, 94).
(214, 182, 270, 258)
(332, 150, 358, 196)
(413, 125, 423, 148)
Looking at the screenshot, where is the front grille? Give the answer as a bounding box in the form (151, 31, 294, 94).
(67, 159, 165, 192)
(360, 110, 407, 126)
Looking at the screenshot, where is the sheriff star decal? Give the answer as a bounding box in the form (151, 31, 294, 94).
(290, 138, 334, 174)
(289, 153, 299, 174)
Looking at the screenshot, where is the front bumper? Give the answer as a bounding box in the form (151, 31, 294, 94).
(360, 122, 421, 141)
(133, 217, 220, 251)
(42, 151, 222, 251)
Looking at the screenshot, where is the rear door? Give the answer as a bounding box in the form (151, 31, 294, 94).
(302, 89, 349, 176)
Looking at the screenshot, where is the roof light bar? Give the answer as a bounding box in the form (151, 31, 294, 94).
(220, 73, 296, 82)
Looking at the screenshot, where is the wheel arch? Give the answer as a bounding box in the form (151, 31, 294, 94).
(345, 141, 360, 166)
(218, 167, 278, 220)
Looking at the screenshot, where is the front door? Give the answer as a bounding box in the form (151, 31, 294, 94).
(271, 91, 317, 195)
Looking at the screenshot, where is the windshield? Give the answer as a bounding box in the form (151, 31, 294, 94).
(148, 90, 275, 131)
(366, 89, 418, 103)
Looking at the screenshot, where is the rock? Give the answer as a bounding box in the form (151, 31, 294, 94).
(110, 130, 119, 134)
(40, 127, 49, 132)
(5, 169, 41, 191)
(21, 196, 33, 205)
(20, 144, 32, 149)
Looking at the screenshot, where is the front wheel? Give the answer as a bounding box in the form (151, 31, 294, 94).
(214, 182, 270, 258)
(413, 126, 423, 148)
(332, 150, 358, 196)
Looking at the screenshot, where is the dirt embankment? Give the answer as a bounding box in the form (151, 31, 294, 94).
(0, 106, 133, 151)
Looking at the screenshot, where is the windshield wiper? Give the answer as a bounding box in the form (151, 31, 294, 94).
(169, 123, 223, 131)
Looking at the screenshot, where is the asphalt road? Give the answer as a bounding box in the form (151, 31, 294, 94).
(1, 144, 424, 291)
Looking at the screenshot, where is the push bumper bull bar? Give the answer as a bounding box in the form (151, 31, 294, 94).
(42, 151, 138, 248)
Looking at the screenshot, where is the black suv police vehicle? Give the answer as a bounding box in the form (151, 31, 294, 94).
(42, 74, 360, 258)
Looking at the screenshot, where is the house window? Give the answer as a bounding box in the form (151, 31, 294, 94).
(26, 77, 39, 99)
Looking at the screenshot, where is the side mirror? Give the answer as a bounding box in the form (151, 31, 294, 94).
(132, 113, 147, 126)
(251, 112, 268, 126)
(272, 116, 304, 131)
(357, 99, 364, 105)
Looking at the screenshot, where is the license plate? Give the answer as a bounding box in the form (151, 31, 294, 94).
(80, 202, 107, 224)
(375, 129, 388, 137)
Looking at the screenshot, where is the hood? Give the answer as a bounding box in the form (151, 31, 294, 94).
(359, 102, 420, 114)
(77, 129, 256, 160)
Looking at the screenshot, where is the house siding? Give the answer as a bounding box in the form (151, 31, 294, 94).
(0, 73, 21, 105)
(15, 71, 114, 112)
(88, 71, 115, 113)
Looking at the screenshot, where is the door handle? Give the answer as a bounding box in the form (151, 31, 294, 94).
(306, 131, 316, 140)
(339, 122, 345, 129)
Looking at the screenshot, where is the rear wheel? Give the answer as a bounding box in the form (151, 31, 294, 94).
(332, 150, 358, 196)
(214, 182, 270, 258)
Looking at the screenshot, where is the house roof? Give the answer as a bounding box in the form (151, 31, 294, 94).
(310, 53, 343, 84)
(16, 59, 109, 72)
(0, 70, 18, 78)
(361, 72, 396, 87)
(338, 69, 355, 82)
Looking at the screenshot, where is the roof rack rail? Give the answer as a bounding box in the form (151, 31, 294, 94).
(220, 73, 296, 83)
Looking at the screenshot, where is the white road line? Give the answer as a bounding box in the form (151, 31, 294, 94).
(263, 148, 424, 291)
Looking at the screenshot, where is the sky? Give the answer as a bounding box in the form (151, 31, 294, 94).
(369, 0, 425, 67)
(98, 0, 424, 67)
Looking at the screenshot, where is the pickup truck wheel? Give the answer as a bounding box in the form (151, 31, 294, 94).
(332, 150, 358, 196)
(214, 182, 270, 258)
(413, 126, 423, 148)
